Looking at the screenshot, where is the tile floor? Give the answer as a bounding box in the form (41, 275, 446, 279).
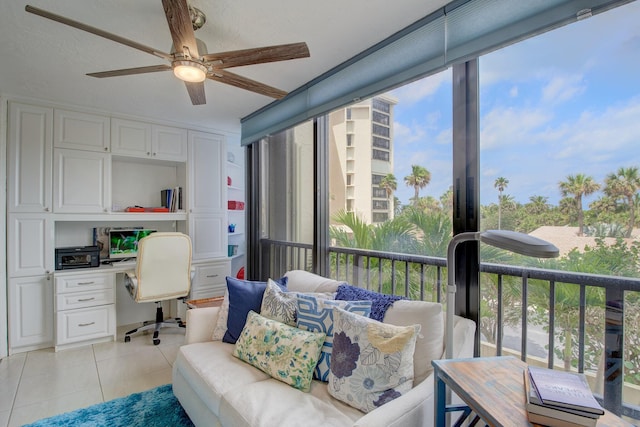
(0, 326, 185, 427)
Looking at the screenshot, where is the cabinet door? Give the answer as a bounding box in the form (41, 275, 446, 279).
(7, 214, 54, 278)
(191, 260, 230, 299)
(188, 131, 226, 213)
(189, 213, 228, 259)
(7, 102, 53, 213)
(111, 118, 151, 158)
(152, 125, 187, 161)
(54, 109, 110, 152)
(9, 275, 54, 352)
(53, 148, 111, 213)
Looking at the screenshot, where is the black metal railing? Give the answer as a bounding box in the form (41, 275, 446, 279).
(260, 238, 640, 420)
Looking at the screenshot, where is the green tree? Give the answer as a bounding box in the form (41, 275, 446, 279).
(379, 173, 397, 202)
(604, 166, 640, 237)
(494, 177, 509, 229)
(558, 174, 600, 236)
(404, 165, 431, 206)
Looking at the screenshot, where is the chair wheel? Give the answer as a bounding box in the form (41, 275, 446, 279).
(153, 338, 160, 345)
(124, 336, 131, 343)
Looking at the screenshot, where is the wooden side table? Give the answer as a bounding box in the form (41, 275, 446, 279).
(432, 356, 634, 427)
(185, 296, 224, 309)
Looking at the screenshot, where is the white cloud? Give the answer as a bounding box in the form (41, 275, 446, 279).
(509, 86, 518, 98)
(541, 74, 586, 104)
(480, 107, 552, 150)
(388, 70, 450, 105)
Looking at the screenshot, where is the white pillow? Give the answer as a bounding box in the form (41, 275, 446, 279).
(211, 289, 230, 341)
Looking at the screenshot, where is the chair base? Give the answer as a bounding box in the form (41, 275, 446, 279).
(124, 302, 185, 345)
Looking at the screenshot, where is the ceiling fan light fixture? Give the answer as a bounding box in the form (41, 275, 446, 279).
(173, 60, 207, 82)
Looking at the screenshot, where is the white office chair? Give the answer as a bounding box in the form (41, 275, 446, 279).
(123, 232, 192, 345)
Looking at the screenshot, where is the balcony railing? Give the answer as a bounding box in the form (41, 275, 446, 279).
(260, 238, 640, 421)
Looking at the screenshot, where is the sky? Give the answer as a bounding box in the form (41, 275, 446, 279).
(387, 1, 640, 208)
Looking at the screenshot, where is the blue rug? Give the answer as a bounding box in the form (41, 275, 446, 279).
(23, 384, 194, 427)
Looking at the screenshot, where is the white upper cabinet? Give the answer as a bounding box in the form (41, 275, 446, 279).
(152, 125, 187, 161)
(112, 118, 187, 162)
(53, 148, 111, 213)
(7, 102, 53, 213)
(54, 109, 110, 152)
(188, 131, 226, 213)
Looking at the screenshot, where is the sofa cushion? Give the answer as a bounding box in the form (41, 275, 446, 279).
(384, 299, 444, 384)
(174, 341, 271, 416)
(219, 378, 363, 427)
(222, 276, 288, 344)
(285, 270, 345, 293)
(234, 311, 326, 392)
(328, 307, 420, 413)
(260, 278, 298, 326)
(335, 284, 405, 322)
(296, 294, 372, 382)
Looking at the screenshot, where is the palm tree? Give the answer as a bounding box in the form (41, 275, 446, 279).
(559, 174, 600, 236)
(494, 177, 509, 229)
(379, 173, 397, 203)
(604, 166, 640, 237)
(528, 195, 549, 215)
(404, 165, 431, 206)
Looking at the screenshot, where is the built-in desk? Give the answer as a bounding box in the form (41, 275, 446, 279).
(53, 261, 143, 351)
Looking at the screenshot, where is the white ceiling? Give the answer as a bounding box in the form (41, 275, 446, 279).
(0, 0, 450, 136)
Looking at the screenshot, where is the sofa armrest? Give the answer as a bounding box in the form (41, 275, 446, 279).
(353, 375, 434, 427)
(185, 307, 220, 344)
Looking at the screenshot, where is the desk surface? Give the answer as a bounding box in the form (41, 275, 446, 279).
(432, 356, 634, 427)
(54, 260, 137, 275)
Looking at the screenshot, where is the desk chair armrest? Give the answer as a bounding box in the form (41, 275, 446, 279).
(185, 307, 220, 344)
(124, 270, 138, 299)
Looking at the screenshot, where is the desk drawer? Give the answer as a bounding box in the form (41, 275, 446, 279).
(56, 305, 115, 345)
(56, 288, 114, 310)
(55, 272, 114, 293)
(194, 263, 229, 285)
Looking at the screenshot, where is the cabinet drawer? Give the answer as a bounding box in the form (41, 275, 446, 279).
(55, 273, 114, 293)
(191, 283, 226, 300)
(194, 263, 229, 285)
(56, 288, 114, 310)
(56, 305, 115, 345)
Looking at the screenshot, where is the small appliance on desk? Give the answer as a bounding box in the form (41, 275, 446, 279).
(55, 245, 100, 270)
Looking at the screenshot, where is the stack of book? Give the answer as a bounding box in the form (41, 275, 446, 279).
(524, 366, 605, 427)
(161, 187, 183, 212)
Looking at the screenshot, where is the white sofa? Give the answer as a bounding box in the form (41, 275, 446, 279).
(172, 270, 476, 427)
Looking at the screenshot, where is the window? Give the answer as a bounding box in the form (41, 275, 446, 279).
(372, 136, 389, 149)
(372, 149, 389, 161)
(372, 187, 387, 198)
(372, 123, 389, 138)
(346, 134, 354, 147)
(346, 108, 352, 120)
(371, 174, 384, 185)
(372, 111, 390, 126)
(372, 200, 388, 210)
(372, 98, 390, 113)
(372, 212, 389, 223)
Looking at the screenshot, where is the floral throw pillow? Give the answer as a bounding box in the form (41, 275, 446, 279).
(327, 306, 421, 413)
(296, 294, 372, 382)
(233, 311, 326, 392)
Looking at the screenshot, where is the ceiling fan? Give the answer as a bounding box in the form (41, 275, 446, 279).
(25, 0, 310, 105)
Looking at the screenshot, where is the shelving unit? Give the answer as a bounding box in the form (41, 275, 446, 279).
(226, 144, 245, 278)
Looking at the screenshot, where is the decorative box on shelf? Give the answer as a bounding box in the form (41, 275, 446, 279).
(228, 201, 245, 210)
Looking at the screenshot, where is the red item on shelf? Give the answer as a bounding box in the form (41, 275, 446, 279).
(151, 207, 169, 212)
(228, 201, 245, 210)
(125, 206, 145, 212)
(227, 176, 232, 186)
(237, 267, 245, 280)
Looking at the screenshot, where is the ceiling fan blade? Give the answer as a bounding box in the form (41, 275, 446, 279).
(202, 42, 310, 69)
(25, 5, 172, 61)
(209, 70, 287, 99)
(184, 81, 206, 105)
(87, 65, 172, 78)
(162, 0, 199, 58)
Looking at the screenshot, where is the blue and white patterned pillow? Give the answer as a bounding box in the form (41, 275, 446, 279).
(296, 294, 372, 381)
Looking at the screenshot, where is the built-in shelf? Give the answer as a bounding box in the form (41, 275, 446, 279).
(227, 161, 241, 169)
(53, 212, 187, 222)
(229, 252, 244, 259)
(228, 232, 244, 236)
(228, 185, 242, 191)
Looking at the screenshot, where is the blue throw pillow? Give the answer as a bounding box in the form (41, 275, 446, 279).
(296, 294, 372, 381)
(222, 276, 288, 344)
(335, 284, 405, 322)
